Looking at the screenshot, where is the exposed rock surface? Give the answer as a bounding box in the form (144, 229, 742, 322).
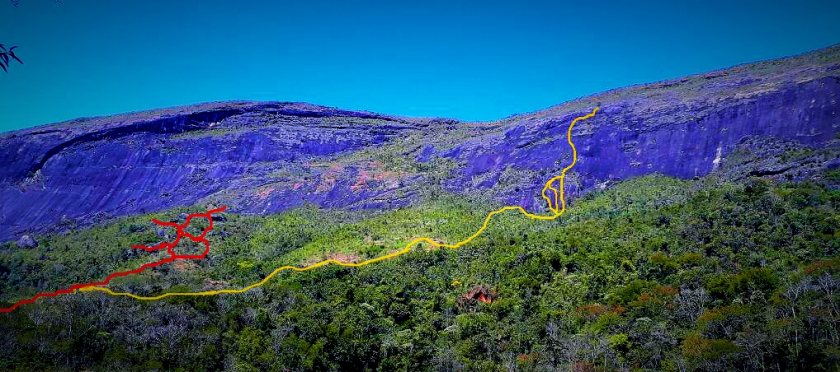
(16, 235, 37, 248)
(1, 45, 839, 241)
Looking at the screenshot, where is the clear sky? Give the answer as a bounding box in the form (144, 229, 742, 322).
(1, 0, 839, 132)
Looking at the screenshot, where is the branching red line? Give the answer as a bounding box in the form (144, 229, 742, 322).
(0, 206, 227, 313)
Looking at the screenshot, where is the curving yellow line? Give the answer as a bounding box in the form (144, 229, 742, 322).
(80, 107, 599, 301)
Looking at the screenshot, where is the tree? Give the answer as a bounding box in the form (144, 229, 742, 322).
(0, 45, 23, 73)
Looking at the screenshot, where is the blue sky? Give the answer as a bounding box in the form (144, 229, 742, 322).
(1, 0, 839, 132)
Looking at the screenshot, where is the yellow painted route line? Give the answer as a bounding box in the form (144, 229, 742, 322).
(80, 107, 599, 301)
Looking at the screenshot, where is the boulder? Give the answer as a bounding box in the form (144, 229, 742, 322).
(17, 235, 38, 248)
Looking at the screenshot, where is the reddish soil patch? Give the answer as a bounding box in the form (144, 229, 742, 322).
(326, 252, 361, 263)
(173, 260, 197, 272)
(315, 176, 337, 193)
(203, 278, 229, 290)
(302, 251, 362, 267)
(350, 170, 404, 192)
(457, 285, 496, 308)
(256, 186, 275, 199)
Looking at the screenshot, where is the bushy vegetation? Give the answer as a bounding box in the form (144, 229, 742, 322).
(0, 174, 838, 371)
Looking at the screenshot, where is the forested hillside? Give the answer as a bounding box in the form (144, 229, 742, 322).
(2, 166, 839, 371)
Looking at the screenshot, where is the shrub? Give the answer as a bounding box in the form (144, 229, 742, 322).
(681, 334, 740, 360)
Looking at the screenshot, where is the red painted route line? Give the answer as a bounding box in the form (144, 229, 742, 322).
(0, 206, 227, 313)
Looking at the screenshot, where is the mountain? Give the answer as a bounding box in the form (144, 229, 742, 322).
(1, 45, 840, 372)
(1, 45, 839, 242)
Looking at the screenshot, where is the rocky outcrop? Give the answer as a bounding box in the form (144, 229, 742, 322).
(0, 103, 427, 241)
(440, 73, 840, 209)
(16, 235, 37, 248)
(1, 45, 839, 242)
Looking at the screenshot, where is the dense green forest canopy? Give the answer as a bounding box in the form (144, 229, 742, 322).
(1, 168, 839, 371)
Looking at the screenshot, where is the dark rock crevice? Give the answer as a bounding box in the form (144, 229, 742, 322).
(749, 165, 796, 177)
(26, 108, 246, 176)
(25, 129, 63, 136)
(270, 106, 404, 123)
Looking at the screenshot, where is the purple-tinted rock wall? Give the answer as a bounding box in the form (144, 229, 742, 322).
(1, 45, 839, 242)
(0, 103, 424, 240)
(436, 68, 839, 211)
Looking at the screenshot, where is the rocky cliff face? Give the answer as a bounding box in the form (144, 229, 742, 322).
(2, 45, 839, 241)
